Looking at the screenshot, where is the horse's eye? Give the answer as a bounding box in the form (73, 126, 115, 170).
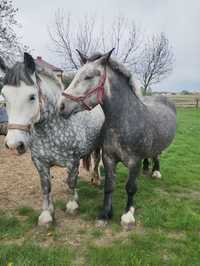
(29, 94, 36, 101)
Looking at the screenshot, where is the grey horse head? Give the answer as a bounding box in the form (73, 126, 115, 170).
(59, 48, 140, 118)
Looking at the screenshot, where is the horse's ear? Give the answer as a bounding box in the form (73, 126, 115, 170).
(99, 48, 115, 65)
(24, 52, 35, 74)
(76, 49, 88, 65)
(0, 56, 8, 73)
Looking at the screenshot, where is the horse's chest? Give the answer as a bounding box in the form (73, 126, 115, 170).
(103, 128, 125, 156)
(31, 133, 76, 164)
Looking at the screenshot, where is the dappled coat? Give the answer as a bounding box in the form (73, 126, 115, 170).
(0, 107, 8, 135)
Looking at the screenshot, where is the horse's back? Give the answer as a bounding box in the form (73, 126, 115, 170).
(142, 95, 176, 114)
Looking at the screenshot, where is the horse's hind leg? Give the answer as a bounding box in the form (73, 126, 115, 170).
(142, 158, 150, 175)
(152, 156, 162, 179)
(91, 148, 102, 186)
(66, 160, 80, 214)
(32, 158, 54, 226)
(97, 152, 117, 227)
(121, 159, 141, 230)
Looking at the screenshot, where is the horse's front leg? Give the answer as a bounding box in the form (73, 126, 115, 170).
(32, 157, 54, 226)
(121, 158, 141, 230)
(65, 160, 80, 214)
(97, 152, 117, 227)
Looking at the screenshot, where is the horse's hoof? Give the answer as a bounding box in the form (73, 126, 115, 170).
(66, 200, 79, 214)
(95, 219, 107, 228)
(152, 170, 162, 179)
(38, 210, 53, 226)
(121, 207, 135, 230)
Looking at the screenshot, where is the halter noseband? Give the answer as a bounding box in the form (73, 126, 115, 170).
(62, 70, 106, 110)
(7, 74, 44, 133)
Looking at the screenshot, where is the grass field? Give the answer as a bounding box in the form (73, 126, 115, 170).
(0, 108, 200, 266)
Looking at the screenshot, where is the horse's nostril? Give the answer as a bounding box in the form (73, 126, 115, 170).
(60, 102, 65, 112)
(16, 141, 26, 155)
(5, 142, 9, 149)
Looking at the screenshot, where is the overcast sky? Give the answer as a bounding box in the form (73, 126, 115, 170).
(13, 0, 200, 91)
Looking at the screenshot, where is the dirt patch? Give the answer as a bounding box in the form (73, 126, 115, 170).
(0, 136, 92, 211)
(167, 231, 185, 240)
(0, 136, 144, 254)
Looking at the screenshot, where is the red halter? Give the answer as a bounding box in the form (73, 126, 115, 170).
(62, 71, 106, 110)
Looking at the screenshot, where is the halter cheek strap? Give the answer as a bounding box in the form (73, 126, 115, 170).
(7, 75, 45, 133)
(62, 70, 106, 110)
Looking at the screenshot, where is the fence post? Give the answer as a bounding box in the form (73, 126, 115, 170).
(195, 98, 199, 108)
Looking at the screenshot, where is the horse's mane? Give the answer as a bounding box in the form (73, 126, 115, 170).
(88, 53, 140, 95)
(37, 66, 62, 90)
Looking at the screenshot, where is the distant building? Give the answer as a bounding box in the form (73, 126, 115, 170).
(35, 56, 63, 80)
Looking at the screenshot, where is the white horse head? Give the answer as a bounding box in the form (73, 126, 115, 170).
(1, 53, 62, 154)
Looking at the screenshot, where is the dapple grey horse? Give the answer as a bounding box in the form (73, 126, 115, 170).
(0, 53, 105, 226)
(59, 50, 177, 228)
(61, 71, 165, 180)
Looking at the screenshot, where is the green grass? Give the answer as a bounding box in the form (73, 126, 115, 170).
(87, 232, 200, 266)
(0, 108, 200, 265)
(0, 244, 72, 266)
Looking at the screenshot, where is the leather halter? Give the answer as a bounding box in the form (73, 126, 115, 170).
(62, 70, 106, 110)
(7, 74, 44, 133)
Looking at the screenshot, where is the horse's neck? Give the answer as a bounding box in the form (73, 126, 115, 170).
(35, 75, 62, 127)
(102, 73, 144, 121)
(40, 75, 62, 104)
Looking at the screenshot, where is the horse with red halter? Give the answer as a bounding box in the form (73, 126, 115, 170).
(59, 49, 176, 228)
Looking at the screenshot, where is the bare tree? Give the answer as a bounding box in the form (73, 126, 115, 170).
(48, 10, 100, 70)
(137, 33, 174, 94)
(49, 12, 174, 92)
(49, 12, 141, 71)
(0, 0, 28, 65)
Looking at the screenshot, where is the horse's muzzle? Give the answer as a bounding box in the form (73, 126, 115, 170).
(16, 141, 26, 155)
